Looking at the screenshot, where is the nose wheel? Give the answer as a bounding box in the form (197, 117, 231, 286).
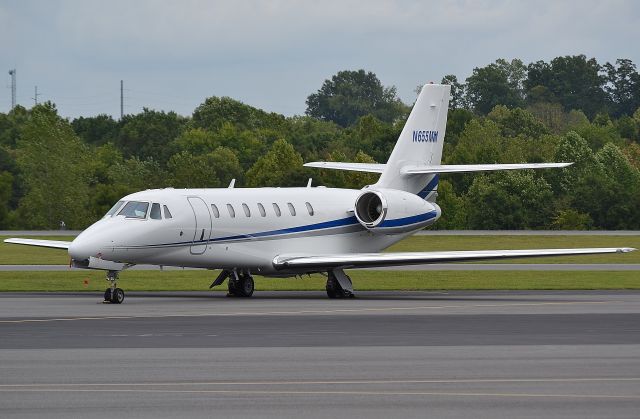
(103, 270, 124, 304)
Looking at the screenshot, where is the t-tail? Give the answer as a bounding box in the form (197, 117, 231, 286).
(374, 83, 449, 202)
(304, 82, 573, 204)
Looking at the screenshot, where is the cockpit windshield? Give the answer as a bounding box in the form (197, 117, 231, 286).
(117, 201, 149, 219)
(104, 201, 124, 218)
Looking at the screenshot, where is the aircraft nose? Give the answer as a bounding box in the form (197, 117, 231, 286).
(68, 234, 110, 261)
(68, 237, 93, 261)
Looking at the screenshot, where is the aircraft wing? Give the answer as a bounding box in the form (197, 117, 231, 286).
(4, 238, 71, 250)
(273, 247, 635, 270)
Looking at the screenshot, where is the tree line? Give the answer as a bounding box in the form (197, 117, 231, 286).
(0, 55, 639, 230)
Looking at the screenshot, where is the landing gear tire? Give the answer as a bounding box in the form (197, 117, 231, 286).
(326, 275, 354, 299)
(104, 287, 125, 304)
(103, 270, 124, 304)
(227, 272, 254, 298)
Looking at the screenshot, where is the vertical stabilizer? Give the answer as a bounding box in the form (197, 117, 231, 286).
(375, 83, 450, 201)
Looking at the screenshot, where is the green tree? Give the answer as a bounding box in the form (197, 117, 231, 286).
(306, 69, 406, 126)
(603, 59, 640, 117)
(0, 171, 14, 228)
(525, 55, 606, 118)
(466, 171, 553, 229)
(547, 131, 597, 194)
(167, 147, 243, 188)
(441, 74, 466, 109)
(71, 114, 119, 145)
(0, 105, 29, 147)
(465, 59, 526, 114)
(172, 128, 220, 155)
(116, 108, 187, 162)
(245, 139, 306, 187)
(487, 106, 548, 138)
(193, 96, 287, 132)
(16, 103, 91, 229)
(431, 179, 467, 229)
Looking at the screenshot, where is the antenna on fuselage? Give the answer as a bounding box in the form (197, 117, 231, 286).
(228, 179, 236, 188)
(306, 178, 312, 187)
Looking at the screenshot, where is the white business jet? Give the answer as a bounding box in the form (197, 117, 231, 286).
(5, 84, 635, 303)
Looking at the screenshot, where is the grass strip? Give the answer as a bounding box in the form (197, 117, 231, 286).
(0, 270, 638, 292)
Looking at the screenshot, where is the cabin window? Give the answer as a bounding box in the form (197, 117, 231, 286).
(211, 204, 220, 218)
(163, 205, 173, 219)
(257, 203, 266, 217)
(305, 202, 314, 216)
(287, 202, 296, 216)
(242, 203, 251, 217)
(150, 203, 162, 220)
(272, 203, 281, 217)
(105, 201, 124, 217)
(227, 204, 236, 218)
(118, 201, 149, 219)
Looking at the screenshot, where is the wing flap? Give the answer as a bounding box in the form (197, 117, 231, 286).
(4, 238, 71, 250)
(273, 247, 635, 270)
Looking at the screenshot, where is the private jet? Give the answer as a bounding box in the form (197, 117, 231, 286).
(5, 84, 635, 303)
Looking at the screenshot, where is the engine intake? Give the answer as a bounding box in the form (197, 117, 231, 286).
(354, 188, 440, 233)
(354, 191, 387, 227)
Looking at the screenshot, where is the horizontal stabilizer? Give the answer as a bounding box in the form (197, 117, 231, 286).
(273, 247, 635, 270)
(303, 162, 385, 173)
(401, 162, 572, 175)
(4, 238, 71, 250)
(304, 162, 572, 176)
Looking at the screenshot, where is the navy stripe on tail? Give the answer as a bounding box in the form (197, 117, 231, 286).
(416, 174, 439, 201)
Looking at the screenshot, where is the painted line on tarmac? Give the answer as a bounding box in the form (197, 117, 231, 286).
(2, 377, 639, 388)
(0, 300, 610, 324)
(0, 388, 636, 399)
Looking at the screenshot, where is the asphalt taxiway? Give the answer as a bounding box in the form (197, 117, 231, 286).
(1, 290, 639, 418)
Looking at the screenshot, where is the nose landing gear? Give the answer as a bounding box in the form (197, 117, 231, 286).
(103, 270, 124, 304)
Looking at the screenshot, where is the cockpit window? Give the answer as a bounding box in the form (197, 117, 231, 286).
(117, 201, 149, 219)
(163, 205, 173, 219)
(150, 203, 162, 220)
(105, 201, 124, 217)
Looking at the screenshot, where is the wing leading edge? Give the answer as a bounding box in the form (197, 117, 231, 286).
(303, 162, 572, 175)
(4, 238, 71, 250)
(273, 247, 636, 270)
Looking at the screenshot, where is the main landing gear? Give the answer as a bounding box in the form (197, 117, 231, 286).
(326, 269, 354, 298)
(103, 270, 125, 304)
(228, 271, 255, 297)
(210, 269, 255, 297)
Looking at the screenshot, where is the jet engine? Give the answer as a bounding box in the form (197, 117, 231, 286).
(354, 188, 440, 234)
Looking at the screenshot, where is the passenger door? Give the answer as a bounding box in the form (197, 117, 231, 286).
(187, 197, 212, 255)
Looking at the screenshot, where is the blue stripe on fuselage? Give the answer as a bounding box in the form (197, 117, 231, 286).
(378, 211, 437, 228)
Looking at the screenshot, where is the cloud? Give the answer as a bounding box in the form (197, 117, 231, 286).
(1, 0, 639, 117)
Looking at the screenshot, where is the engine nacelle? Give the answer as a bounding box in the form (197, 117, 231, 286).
(354, 188, 441, 234)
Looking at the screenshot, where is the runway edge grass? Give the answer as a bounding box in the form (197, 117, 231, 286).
(0, 270, 638, 292)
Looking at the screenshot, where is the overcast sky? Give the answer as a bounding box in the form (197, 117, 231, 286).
(1, 0, 639, 119)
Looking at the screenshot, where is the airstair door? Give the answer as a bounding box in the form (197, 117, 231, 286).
(187, 197, 212, 255)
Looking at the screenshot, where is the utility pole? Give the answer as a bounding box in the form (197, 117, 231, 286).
(120, 80, 123, 119)
(32, 86, 41, 106)
(8, 69, 16, 110)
